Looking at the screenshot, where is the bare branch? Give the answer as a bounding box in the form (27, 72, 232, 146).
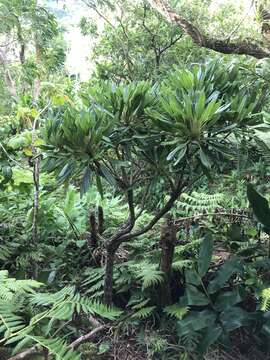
(8, 347, 40, 360)
(69, 325, 107, 350)
(159, 34, 183, 55)
(147, 0, 270, 59)
(8, 326, 107, 359)
(0, 49, 18, 100)
(81, 0, 116, 29)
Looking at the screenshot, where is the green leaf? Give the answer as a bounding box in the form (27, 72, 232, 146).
(197, 325, 223, 354)
(131, 306, 156, 319)
(185, 285, 210, 306)
(99, 164, 116, 187)
(199, 148, 211, 169)
(185, 270, 201, 286)
(198, 233, 213, 277)
(98, 341, 111, 355)
(177, 310, 216, 336)
(76, 240, 87, 248)
(96, 174, 104, 198)
(80, 166, 91, 197)
(214, 287, 244, 311)
(174, 146, 187, 166)
(220, 306, 253, 332)
(208, 258, 242, 294)
(247, 184, 270, 231)
(57, 162, 74, 183)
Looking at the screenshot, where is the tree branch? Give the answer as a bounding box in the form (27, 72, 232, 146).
(68, 325, 107, 350)
(147, 0, 270, 59)
(0, 49, 18, 100)
(8, 347, 40, 360)
(118, 179, 185, 244)
(8, 326, 106, 359)
(107, 188, 136, 247)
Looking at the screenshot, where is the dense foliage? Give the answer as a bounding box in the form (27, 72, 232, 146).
(1, 1, 270, 360)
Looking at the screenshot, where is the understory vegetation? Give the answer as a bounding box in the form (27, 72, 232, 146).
(2, 0, 270, 359)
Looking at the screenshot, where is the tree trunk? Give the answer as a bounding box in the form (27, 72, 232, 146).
(158, 219, 177, 307)
(98, 205, 104, 234)
(88, 212, 98, 248)
(104, 246, 116, 306)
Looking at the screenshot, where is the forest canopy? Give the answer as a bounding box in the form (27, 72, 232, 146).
(1, 1, 270, 360)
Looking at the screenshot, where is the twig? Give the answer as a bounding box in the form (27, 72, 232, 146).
(68, 325, 107, 350)
(8, 346, 40, 360)
(0, 141, 32, 172)
(147, 0, 270, 59)
(224, 0, 254, 42)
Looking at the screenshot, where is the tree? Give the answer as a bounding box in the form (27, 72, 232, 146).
(80, 0, 198, 81)
(0, 0, 67, 278)
(147, 0, 270, 59)
(0, 0, 66, 101)
(42, 60, 267, 305)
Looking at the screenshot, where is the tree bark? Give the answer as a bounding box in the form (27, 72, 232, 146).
(104, 246, 116, 306)
(102, 180, 184, 305)
(30, 154, 40, 279)
(158, 219, 176, 307)
(88, 212, 98, 248)
(147, 0, 270, 59)
(98, 205, 104, 234)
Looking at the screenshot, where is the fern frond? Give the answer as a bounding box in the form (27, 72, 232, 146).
(178, 192, 224, 214)
(0, 270, 43, 301)
(27, 335, 81, 360)
(131, 306, 156, 319)
(164, 304, 189, 319)
(174, 239, 203, 255)
(0, 242, 19, 261)
(0, 303, 27, 341)
(131, 262, 163, 290)
(172, 260, 193, 270)
(82, 268, 105, 298)
(30, 287, 122, 321)
(30, 286, 75, 306)
(181, 331, 201, 353)
(261, 288, 270, 311)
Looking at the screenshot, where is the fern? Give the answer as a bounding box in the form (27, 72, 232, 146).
(261, 288, 270, 311)
(0, 302, 26, 339)
(164, 304, 189, 320)
(181, 331, 201, 353)
(0, 272, 121, 359)
(0, 242, 19, 262)
(177, 191, 225, 214)
(0, 270, 42, 300)
(26, 335, 81, 360)
(142, 331, 170, 357)
(172, 260, 193, 271)
(132, 262, 164, 290)
(174, 239, 203, 255)
(82, 268, 105, 298)
(131, 306, 156, 319)
(30, 286, 122, 320)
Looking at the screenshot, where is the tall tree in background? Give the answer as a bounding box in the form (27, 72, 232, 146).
(0, 0, 66, 102)
(0, 0, 67, 278)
